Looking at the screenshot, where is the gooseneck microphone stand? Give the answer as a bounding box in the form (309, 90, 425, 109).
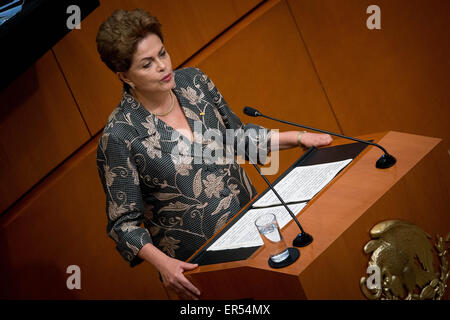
(243, 106, 397, 169)
(216, 105, 314, 248)
(249, 159, 313, 247)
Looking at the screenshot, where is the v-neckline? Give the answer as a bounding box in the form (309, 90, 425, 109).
(152, 89, 197, 145)
(123, 79, 207, 153)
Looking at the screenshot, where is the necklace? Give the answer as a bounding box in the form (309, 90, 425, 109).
(152, 90, 175, 117)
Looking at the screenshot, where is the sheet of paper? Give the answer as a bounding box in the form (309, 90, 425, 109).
(252, 159, 352, 207)
(207, 203, 307, 251)
(206, 159, 352, 252)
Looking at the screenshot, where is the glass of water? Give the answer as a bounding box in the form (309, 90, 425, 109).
(255, 213, 290, 263)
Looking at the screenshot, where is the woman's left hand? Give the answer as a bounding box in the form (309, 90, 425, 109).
(300, 132, 333, 148)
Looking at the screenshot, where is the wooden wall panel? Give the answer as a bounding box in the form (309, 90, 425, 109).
(0, 51, 90, 214)
(52, 0, 262, 136)
(0, 137, 167, 299)
(287, 0, 450, 142)
(184, 0, 342, 192)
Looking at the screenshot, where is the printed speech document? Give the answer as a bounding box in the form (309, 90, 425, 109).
(207, 159, 352, 251)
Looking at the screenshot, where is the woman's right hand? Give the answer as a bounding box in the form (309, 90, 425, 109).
(158, 256, 201, 300)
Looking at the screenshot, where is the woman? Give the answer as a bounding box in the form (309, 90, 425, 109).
(96, 9, 332, 300)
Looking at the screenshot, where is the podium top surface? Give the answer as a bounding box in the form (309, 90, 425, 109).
(186, 131, 442, 277)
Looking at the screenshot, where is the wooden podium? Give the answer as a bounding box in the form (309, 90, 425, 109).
(185, 131, 449, 300)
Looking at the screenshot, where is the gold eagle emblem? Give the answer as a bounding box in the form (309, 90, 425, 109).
(360, 220, 449, 300)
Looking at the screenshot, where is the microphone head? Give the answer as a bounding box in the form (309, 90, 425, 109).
(243, 106, 261, 117)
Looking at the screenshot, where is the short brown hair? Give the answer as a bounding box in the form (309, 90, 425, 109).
(96, 9, 163, 73)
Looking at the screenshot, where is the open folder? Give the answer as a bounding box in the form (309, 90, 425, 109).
(188, 142, 369, 266)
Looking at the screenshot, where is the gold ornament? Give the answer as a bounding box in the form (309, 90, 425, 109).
(152, 90, 175, 117)
(360, 220, 449, 300)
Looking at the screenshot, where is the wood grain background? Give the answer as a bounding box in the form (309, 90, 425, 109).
(0, 0, 448, 299)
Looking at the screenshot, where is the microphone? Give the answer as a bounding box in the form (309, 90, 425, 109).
(243, 106, 397, 169)
(216, 105, 313, 247)
(249, 159, 313, 247)
(243, 106, 261, 117)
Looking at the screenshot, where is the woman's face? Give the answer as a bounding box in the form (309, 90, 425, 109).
(119, 33, 175, 94)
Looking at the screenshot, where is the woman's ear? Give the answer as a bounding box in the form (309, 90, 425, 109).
(117, 71, 134, 89)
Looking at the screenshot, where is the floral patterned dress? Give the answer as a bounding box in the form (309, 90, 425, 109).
(97, 67, 272, 266)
